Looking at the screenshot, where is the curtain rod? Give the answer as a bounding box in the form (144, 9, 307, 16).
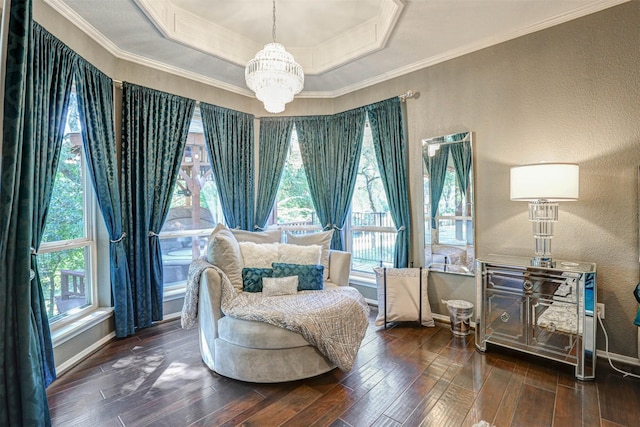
(398, 90, 420, 102)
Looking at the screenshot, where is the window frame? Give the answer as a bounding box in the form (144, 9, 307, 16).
(41, 132, 99, 330)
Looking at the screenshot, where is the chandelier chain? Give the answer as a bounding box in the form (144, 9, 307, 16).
(272, 0, 277, 43)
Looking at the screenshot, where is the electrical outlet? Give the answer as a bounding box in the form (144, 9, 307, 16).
(597, 303, 605, 319)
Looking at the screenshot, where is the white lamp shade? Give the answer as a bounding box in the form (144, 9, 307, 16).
(510, 162, 579, 201)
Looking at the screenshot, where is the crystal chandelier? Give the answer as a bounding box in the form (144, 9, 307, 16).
(245, 0, 304, 114)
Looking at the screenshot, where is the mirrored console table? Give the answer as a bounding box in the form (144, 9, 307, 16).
(476, 255, 597, 380)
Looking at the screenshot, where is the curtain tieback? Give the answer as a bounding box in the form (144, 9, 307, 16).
(110, 233, 127, 243)
(254, 225, 266, 231)
(30, 247, 38, 255)
(323, 223, 344, 231)
(397, 226, 406, 232)
(148, 231, 160, 237)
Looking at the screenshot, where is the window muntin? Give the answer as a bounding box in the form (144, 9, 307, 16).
(160, 107, 224, 290)
(40, 90, 96, 323)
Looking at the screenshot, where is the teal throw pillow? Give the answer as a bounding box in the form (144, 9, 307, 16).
(242, 267, 273, 292)
(272, 263, 324, 291)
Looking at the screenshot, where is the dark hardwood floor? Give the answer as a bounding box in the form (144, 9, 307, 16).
(47, 309, 640, 427)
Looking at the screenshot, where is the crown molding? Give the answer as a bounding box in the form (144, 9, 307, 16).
(303, 0, 632, 98)
(133, 0, 404, 75)
(45, 0, 631, 100)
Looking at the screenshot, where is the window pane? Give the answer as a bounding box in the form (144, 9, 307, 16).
(38, 246, 91, 321)
(39, 89, 93, 324)
(42, 94, 84, 243)
(160, 107, 222, 289)
(162, 235, 209, 287)
(349, 118, 393, 273)
(275, 127, 318, 227)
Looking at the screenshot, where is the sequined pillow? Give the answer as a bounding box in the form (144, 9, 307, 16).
(242, 267, 273, 293)
(262, 276, 299, 297)
(271, 263, 324, 291)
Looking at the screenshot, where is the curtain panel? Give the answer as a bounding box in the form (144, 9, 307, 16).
(29, 22, 77, 388)
(75, 59, 133, 338)
(449, 133, 472, 196)
(0, 1, 53, 426)
(427, 143, 450, 230)
(200, 103, 255, 230)
(120, 83, 195, 335)
(366, 98, 411, 268)
(255, 116, 294, 229)
(295, 109, 366, 250)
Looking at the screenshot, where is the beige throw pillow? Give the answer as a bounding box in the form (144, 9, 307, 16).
(277, 243, 322, 265)
(262, 276, 298, 297)
(373, 267, 434, 327)
(285, 230, 333, 280)
(206, 226, 244, 291)
(231, 228, 281, 243)
(238, 242, 280, 268)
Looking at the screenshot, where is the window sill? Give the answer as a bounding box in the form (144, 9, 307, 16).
(349, 274, 376, 288)
(164, 286, 186, 301)
(51, 307, 114, 347)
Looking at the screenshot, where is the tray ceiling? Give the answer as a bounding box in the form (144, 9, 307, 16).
(45, 0, 630, 97)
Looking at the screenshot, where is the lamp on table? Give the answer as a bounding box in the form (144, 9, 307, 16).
(510, 162, 579, 266)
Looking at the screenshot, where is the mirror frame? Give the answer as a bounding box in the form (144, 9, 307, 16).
(422, 131, 475, 276)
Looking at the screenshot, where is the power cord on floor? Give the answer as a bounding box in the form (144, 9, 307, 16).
(596, 310, 640, 379)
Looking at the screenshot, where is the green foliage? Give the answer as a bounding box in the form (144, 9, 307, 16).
(276, 133, 316, 224)
(351, 125, 389, 214)
(40, 94, 86, 316)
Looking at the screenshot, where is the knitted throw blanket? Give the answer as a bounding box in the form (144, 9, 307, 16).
(181, 258, 370, 371)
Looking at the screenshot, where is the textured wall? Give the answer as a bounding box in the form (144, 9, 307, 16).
(35, 0, 640, 358)
(332, 1, 640, 358)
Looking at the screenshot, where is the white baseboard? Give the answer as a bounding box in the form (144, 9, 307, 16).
(162, 312, 182, 322)
(55, 331, 116, 376)
(597, 349, 640, 367)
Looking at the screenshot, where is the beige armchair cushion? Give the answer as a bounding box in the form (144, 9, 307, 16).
(277, 243, 322, 265)
(232, 228, 281, 243)
(286, 230, 333, 280)
(238, 242, 280, 268)
(207, 227, 244, 291)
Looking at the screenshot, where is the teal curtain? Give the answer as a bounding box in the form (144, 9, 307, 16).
(30, 23, 76, 387)
(296, 109, 366, 250)
(200, 103, 255, 230)
(427, 143, 450, 229)
(449, 133, 472, 196)
(75, 60, 133, 337)
(0, 1, 52, 425)
(366, 98, 411, 268)
(121, 83, 195, 334)
(255, 117, 294, 229)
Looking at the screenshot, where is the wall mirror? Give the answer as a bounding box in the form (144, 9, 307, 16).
(423, 131, 475, 275)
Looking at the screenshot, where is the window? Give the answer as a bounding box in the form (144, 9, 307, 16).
(271, 125, 320, 235)
(434, 162, 472, 246)
(39, 89, 96, 323)
(269, 118, 393, 276)
(160, 107, 224, 291)
(346, 116, 394, 274)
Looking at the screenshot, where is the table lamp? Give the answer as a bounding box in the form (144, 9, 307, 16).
(510, 162, 579, 266)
